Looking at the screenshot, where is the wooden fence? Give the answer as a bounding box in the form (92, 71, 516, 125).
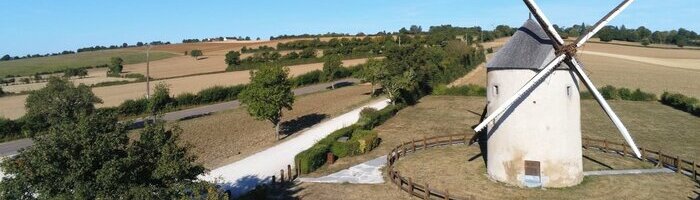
(386, 134, 700, 200)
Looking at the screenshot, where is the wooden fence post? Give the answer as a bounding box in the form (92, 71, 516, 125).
(412, 139, 416, 152)
(288, 165, 292, 180)
(280, 169, 285, 182)
(396, 171, 401, 190)
(327, 152, 335, 165)
(603, 140, 608, 152)
(693, 161, 697, 181)
(424, 184, 430, 200)
(408, 178, 414, 194)
(676, 156, 681, 173)
(449, 135, 453, 144)
(445, 189, 450, 200)
(272, 175, 276, 185)
(622, 145, 626, 157)
(641, 148, 646, 161)
(658, 151, 663, 167)
(423, 136, 428, 149)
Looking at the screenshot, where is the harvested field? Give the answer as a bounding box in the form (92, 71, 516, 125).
(0, 58, 372, 119)
(2, 68, 134, 93)
(123, 51, 302, 79)
(0, 49, 176, 77)
(175, 84, 375, 169)
(583, 38, 700, 50)
(579, 50, 700, 70)
(296, 96, 700, 199)
(580, 41, 700, 59)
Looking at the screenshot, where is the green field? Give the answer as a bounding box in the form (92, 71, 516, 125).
(0, 49, 177, 77)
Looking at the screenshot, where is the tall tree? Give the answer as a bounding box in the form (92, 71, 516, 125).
(238, 65, 294, 140)
(22, 77, 102, 134)
(225, 51, 242, 66)
(0, 112, 220, 199)
(0, 54, 10, 61)
(322, 55, 343, 89)
(147, 82, 174, 114)
(357, 58, 386, 95)
(109, 57, 124, 76)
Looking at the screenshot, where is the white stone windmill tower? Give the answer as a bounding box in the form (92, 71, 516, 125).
(473, 0, 640, 188)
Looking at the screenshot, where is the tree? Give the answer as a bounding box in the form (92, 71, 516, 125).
(0, 111, 219, 199)
(641, 38, 651, 46)
(299, 48, 316, 59)
(0, 55, 10, 61)
(238, 65, 294, 140)
(136, 42, 144, 46)
(22, 77, 103, 135)
(122, 42, 128, 48)
(357, 58, 385, 95)
(109, 57, 124, 76)
(322, 55, 343, 89)
(190, 50, 203, 60)
(225, 51, 242, 66)
(147, 82, 174, 114)
(33, 73, 42, 81)
(0, 86, 5, 97)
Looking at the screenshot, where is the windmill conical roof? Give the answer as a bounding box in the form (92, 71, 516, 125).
(487, 19, 568, 70)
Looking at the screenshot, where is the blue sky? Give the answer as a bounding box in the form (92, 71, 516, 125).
(1, 0, 697, 56)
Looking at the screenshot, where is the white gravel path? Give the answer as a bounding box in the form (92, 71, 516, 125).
(199, 98, 390, 197)
(297, 155, 387, 184)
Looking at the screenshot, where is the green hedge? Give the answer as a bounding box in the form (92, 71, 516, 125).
(117, 98, 148, 116)
(291, 70, 321, 87)
(295, 144, 329, 174)
(432, 84, 486, 96)
(661, 92, 700, 117)
(0, 117, 22, 141)
(295, 104, 402, 174)
(196, 85, 245, 104)
(596, 85, 657, 101)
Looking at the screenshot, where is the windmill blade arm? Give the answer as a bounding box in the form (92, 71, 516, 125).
(568, 58, 641, 158)
(523, 0, 565, 46)
(473, 54, 567, 132)
(575, 0, 635, 47)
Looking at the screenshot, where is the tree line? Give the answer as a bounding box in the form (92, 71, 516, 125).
(554, 23, 699, 47)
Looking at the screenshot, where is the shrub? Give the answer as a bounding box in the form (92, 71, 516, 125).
(433, 84, 486, 96)
(294, 144, 329, 174)
(174, 93, 198, 106)
(330, 141, 358, 158)
(118, 98, 148, 116)
(629, 89, 657, 101)
(358, 105, 403, 130)
(148, 83, 174, 114)
(196, 85, 244, 103)
(660, 92, 700, 116)
(487, 48, 494, 53)
(290, 70, 321, 87)
(599, 85, 620, 100)
(0, 117, 21, 140)
(351, 130, 379, 154)
(0, 86, 5, 97)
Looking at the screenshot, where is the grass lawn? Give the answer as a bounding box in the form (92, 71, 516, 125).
(0, 49, 177, 77)
(170, 84, 376, 169)
(293, 96, 700, 199)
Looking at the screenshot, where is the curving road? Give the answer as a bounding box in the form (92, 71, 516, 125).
(0, 78, 360, 157)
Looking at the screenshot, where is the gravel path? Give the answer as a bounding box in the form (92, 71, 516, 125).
(199, 99, 390, 197)
(298, 155, 387, 184)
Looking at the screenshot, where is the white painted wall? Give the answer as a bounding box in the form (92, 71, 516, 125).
(486, 69, 583, 187)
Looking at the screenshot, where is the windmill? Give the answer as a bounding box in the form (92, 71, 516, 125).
(473, 0, 639, 187)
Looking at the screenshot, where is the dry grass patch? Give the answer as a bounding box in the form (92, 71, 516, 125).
(175, 85, 374, 169)
(393, 145, 697, 200)
(298, 96, 700, 199)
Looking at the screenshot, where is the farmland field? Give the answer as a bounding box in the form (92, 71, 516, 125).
(0, 58, 372, 119)
(172, 84, 375, 169)
(453, 39, 700, 98)
(1, 68, 134, 93)
(293, 96, 700, 199)
(0, 49, 177, 77)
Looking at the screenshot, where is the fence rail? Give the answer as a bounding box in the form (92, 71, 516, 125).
(386, 134, 700, 200)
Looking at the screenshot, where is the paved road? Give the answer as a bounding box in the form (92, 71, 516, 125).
(0, 78, 360, 157)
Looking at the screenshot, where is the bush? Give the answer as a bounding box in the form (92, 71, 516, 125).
(629, 89, 657, 101)
(660, 92, 700, 117)
(351, 130, 379, 154)
(433, 84, 486, 96)
(597, 85, 656, 101)
(196, 85, 244, 104)
(290, 70, 321, 87)
(0, 118, 21, 140)
(118, 98, 148, 116)
(330, 140, 358, 158)
(358, 105, 403, 130)
(599, 85, 620, 100)
(487, 48, 494, 53)
(174, 93, 198, 106)
(294, 144, 329, 174)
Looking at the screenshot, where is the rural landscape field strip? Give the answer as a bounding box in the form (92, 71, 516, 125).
(0, 58, 371, 119)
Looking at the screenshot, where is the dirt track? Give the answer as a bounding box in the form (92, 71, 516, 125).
(0, 58, 371, 119)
